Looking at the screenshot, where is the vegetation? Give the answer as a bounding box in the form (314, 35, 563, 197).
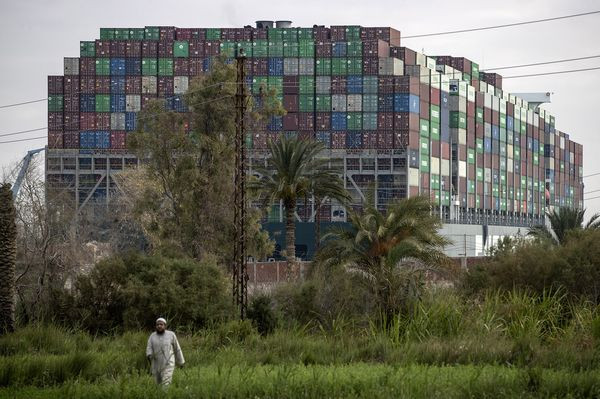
(528, 206, 600, 245)
(0, 184, 16, 334)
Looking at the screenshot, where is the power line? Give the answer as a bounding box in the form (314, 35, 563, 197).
(402, 10, 600, 39)
(0, 127, 47, 138)
(585, 195, 600, 201)
(0, 136, 46, 145)
(584, 189, 600, 195)
(503, 66, 600, 79)
(0, 98, 47, 109)
(483, 55, 600, 71)
(583, 172, 600, 178)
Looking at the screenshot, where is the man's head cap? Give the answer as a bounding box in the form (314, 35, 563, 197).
(156, 317, 167, 325)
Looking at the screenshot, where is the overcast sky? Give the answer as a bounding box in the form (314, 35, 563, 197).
(1, 0, 599, 215)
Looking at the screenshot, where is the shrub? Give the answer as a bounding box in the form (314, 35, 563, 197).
(247, 295, 277, 335)
(66, 252, 234, 333)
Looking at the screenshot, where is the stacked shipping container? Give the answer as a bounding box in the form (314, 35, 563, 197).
(47, 24, 583, 224)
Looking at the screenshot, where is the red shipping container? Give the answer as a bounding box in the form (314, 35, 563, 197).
(298, 113, 314, 130)
(283, 113, 298, 130)
(431, 140, 440, 157)
(377, 131, 393, 148)
(48, 76, 64, 94)
(393, 112, 419, 130)
(141, 95, 157, 109)
(283, 95, 298, 112)
(48, 132, 63, 149)
(126, 76, 141, 94)
(419, 100, 429, 119)
(459, 144, 467, 161)
(408, 130, 420, 149)
(331, 132, 346, 149)
(159, 27, 176, 41)
(467, 101, 475, 117)
(283, 76, 299, 95)
(158, 77, 174, 96)
(189, 58, 204, 76)
(252, 58, 268, 75)
(205, 41, 220, 56)
(377, 113, 394, 130)
(316, 41, 332, 57)
(95, 40, 110, 57)
(141, 41, 158, 57)
(110, 41, 127, 57)
(476, 153, 483, 165)
(316, 112, 331, 130)
(331, 76, 347, 94)
(175, 28, 193, 40)
(313, 26, 330, 41)
(390, 47, 416, 65)
(63, 133, 79, 149)
(430, 87, 440, 105)
(393, 131, 408, 148)
(96, 113, 110, 129)
(110, 131, 127, 149)
(298, 131, 314, 141)
(80, 113, 95, 130)
(48, 112, 63, 130)
(484, 107, 491, 121)
(362, 39, 389, 57)
(158, 41, 174, 57)
(476, 122, 484, 138)
(409, 186, 419, 197)
(189, 41, 205, 57)
(80, 76, 95, 94)
(421, 173, 430, 188)
(378, 77, 394, 94)
(64, 95, 79, 112)
(363, 131, 378, 148)
(96, 77, 110, 93)
(419, 83, 430, 102)
(330, 26, 347, 41)
(476, 184, 483, 195)
(441, 142, 450, 159)
(79, 57, 95, 76)
(64, 76, 79, 93)
(253, 28, 268, 40)
(253, 132, 268, 149)
(174, 58, 189, 75)
(362, 57, 379, 75)
(491, 110, 499, 125)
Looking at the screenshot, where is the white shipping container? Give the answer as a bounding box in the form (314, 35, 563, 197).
(415, 52, 426, 67)
(458, 129, 467, 145)
(431, 156, 440, 173)
(110, 113, 125, 130)
(332, 94, 347, 112)
(409, 167, 419, 186)
(441, 159, 450, 176)
(508, 160, 514, 173)
(142, 76, 157, 94)
(347, 94, 362, 112)
(298, 58, 314, 75)
(283, 58, 299, 76)
(174, 76, 189, 94)
(467, 86, 475, 102)
(64, 57, 79, 75)
(126, 95, 141, 112)
(316, 76, 330, 94)
(426, 56, 436, 70)
(485, 168, 491, 182)
(430, 72, 441, 89)
(378, 58, 404, 76)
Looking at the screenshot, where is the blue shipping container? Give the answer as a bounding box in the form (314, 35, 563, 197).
(268, 58, 283, 76)
(79, 131, 96, 148)
(393, 93, 419, 113)
(268, 116, 283, 131)
(506, 116, 514, 130)
(491, 125, 499, 140)
(332, 42, 347, 57)
(110, 77, 125, 93)
(110, 58, 126, 76)
(533, 139, 539, 153)
(331, 112, 347, 130)
(378, 94, 394, 112)
(346, 131, 362, 148)
(172, 95, 188, 112)
(484, 137, 492, 153)
(527, 137, 533, 150)
(347, 75, 362, 94)
(441, 91, 450, 109)
(125, 112, 137, 131)
(110, 94, 126, 112)
(316, 131, 331, 148)
(80, 94, 95, 112)
(125, 58, 141, 75)
(96, 131, 110, 149)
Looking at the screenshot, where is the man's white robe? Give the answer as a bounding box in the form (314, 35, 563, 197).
(146, 330, 185, 386)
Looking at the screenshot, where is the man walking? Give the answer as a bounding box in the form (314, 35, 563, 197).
(146, 317, 185, 388)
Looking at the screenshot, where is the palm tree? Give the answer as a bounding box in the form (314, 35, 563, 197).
(316, 195, 450, 319)
(250, 136, 342, 279)
(308, 170, 351, 253)
(0, 184, 17, 334)
(528, 207, 600, 245)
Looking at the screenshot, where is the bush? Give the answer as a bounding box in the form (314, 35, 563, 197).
(247, 295, 277, 335)
(65, 252, 233, 333)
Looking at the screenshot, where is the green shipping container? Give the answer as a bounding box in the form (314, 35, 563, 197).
(95, 58, 111, 75)
(100, 28, 115, 40)
(347, 58, 362, 75)
(299, 76, 314, 95)
(129, 28, 145, 40)
(48, 95, 63, 112)
(419, 119, 430, 137)
(347, 112, 362, 130)
(268, 28, 284, 41)
(476, 168, 484, 181)
(299, 94, 315, 111)
(95, 95, 110, 113)
(468, 180, 475, 193)
(362, 94, 378, 112)
(420, 158, 430, 173)
(476, 107, 484, 123)
(283, 41, 299, 57)
(346, 26, 361, 40)
(282, 28, 298, 41)
(431, 174, 440, 189)
(450, 112, 467, 129)
(420, 138, 429, 155)
(252, 77, 267, 95)
(316, 95, 331, 112)
(476, 138, 484, 153)
(331, 58, 348, 75)
(471, 63, 480, 79)
(499, 114, 506, 129)
(363, 76, 378, 94)
(220, 41, 236, 57)
(158, 58, 174, 76)
(114, 28, 129, 40)
(144, 27, 160, 40)
(253, 40, 268, 57)
(245, 133, 253, 149)
(430, 124, 440, 140)
(347, 41, 362, 56)
(430, 104, 440, 124)
(298, 40, 315, 57)
(267, 76, 283, 93)
(142, 58, 158, 75)
(467, 148, 475, 164)
(268, 41, 284, 57)
(206, 28, 221, 40)
(316, 58, 331, 75)
(174, 41, 189, 57)
(80, 41, 95, 57)
(298, 28, 313, 40)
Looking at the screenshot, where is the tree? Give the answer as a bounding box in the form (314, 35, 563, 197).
(249, 137, 337, 278)
(316, 195, 451, 319)
(0, 184, 16, 334)
(128, 58, 280, 262)
(528, 206, 600, 245)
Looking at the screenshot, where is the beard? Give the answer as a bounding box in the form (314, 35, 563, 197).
(156, 329, 165, 335)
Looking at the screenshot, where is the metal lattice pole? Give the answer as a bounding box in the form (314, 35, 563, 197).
(233, 50, 248, 319)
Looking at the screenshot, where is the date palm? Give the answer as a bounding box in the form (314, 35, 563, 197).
(250, 137, 345, 279)
(317, 195, 450, 319)
(528, 207, 600, 245)
(0, 184, 17, 334)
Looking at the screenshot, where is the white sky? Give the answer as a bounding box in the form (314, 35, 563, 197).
(0, 0, 599, 215)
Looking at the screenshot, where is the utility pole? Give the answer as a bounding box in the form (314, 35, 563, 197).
(233, 49, 248, 319)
